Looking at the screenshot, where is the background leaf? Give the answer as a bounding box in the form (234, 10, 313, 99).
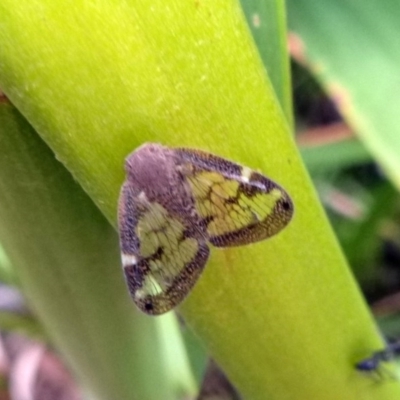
(287, 0, 400, 189)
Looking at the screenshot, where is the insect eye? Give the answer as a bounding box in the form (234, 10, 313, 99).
(144, 302, 154, 311)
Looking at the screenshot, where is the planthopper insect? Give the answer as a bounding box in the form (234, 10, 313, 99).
(118, 143, 294, 315)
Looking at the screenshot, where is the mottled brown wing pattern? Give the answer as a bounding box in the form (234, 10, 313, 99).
(118, 143, 294, 315)
(176, 148, 294, 247)
(119, 185, 210, 315)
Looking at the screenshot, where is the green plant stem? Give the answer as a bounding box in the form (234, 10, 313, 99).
(240, 0, 293, 126)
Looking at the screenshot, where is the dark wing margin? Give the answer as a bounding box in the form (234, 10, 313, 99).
(124, 240, 209, 315)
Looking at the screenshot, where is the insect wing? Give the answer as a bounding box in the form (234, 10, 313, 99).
(118, 181, 210, 315)
(176, 148, 294, 247)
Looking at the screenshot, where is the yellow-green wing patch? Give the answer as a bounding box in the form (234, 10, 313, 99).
(186, 170, 293, 247)
(126, 201, 209, 315)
